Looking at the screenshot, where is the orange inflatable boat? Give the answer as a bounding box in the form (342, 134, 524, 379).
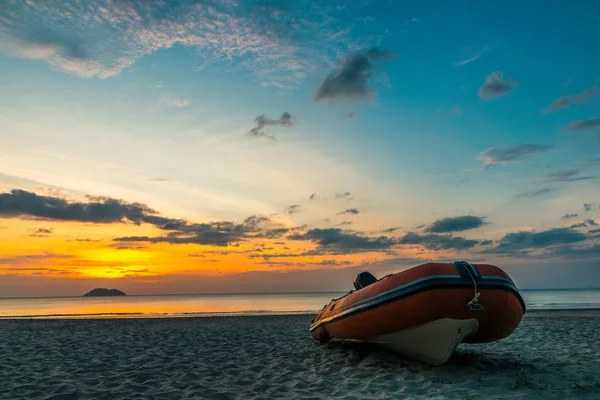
(310, 261, 526, 365)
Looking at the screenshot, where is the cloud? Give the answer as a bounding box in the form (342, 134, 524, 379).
(115, 213, 298, 246)
(454, 46, 489, 67)
(29, 227, 53, 237)
(286, 205, 302, 215)
(562, 213, 578, 220)
(483, 228, 587, 255)
(248, 112, 293, 140)
(398, 232, 481, 251)
(543, 84, 600, 112)
(338, 112, 356, 119)
(584, 156, 600, 166)
(336, 208, 360, 216)
(308, 193, 317, 201)
(543, 244, 600, 260)
(0, 1, 356, 88)
(114, 222, 249, 247)
(116, 246, 147, 250)
(160, 94, 191, 108)
(0, 30, 107, 78)
(425, 216, 486, 233)
(545, 169, 596, 182)
(243, 215, 270, 228)
(0, 189, 176, 225)
(584, 203, 593, 212)
(0, 189, 291, 247)
(478, 71, 518, 100)
(149, 178, 171, 182)
(570, 222, 587, 229)
(338, 221, 352, 226)
(314, 48, 395, 102)
(288, 228, 397, 251)
(334, 192, 352, 199)
(570, 219, 597, 229)
(516, 187, 557, 198)
(477, 144, 552, 168)
(0, 252, 72, 266)
(569, 118, 600, 132)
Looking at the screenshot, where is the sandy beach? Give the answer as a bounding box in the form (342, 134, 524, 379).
(1, 310, 599, 399)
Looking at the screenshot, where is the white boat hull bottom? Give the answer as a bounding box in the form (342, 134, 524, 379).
(365, 318, 479, 366)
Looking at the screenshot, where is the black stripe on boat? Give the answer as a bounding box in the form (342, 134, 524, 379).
(465, 261, 481, 279)
(452, 261, 472, 279)
(309, 276, 525, 331)
(453, 260, 481, 279)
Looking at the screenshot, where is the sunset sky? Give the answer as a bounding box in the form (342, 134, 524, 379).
(1, 0, 599, 297)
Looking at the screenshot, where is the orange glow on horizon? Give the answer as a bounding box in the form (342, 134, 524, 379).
(0, 217, 435, 283)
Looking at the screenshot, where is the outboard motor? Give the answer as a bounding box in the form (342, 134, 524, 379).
(353, 271, 378, 290)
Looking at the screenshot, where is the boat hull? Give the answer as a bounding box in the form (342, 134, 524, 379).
(310, 262, 525, 363)
(367, 318, 479, 365)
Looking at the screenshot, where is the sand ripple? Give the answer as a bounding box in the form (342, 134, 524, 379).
(1, 311, 599, 399)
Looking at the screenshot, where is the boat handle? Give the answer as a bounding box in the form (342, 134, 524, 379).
(469, 303, 485, 311)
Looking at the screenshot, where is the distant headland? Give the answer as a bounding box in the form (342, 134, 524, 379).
(83, 288, 127, 297)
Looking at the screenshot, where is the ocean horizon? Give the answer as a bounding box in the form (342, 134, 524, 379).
(2, 288, 600, 319)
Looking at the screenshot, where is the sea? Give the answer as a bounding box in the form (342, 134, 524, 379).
(1, 289, 599, 319)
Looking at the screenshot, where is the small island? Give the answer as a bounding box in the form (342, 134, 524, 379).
(83, 288, 127, 297)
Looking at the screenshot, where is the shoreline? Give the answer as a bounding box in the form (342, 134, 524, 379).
(2, 287, 599, 300)
(1, 307, 600, 321)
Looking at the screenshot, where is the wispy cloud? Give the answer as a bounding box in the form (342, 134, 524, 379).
(0, 0, 355, 88)
(336, 208, 360, 216)
(543, 83, 600, 113)
(334, 192, 352, 199)
(569, 118, 600, 132)
(288, 228, 396, 251)
(516, 187, 556, 198)
(248, 112, 293, 140)
(286, 205, 302, 215)
(482, 227, 587, 256)
(0, 189, 174, 225)
(398, 232, 482, 251)
(478, 71, 518, 100)
(477, 144, 552, 168)
(314, 48, 395, 102)
(0, 252, 72, 266)
(454, 46, 489, 67)
(569, 219, 597, 229)
(338, 112, 356, 119)
(160, 95, 191, 108)
(562, 213, 578, 220)
(425, 216, 486, 233)
(0, 189, 295, 248)
(29, 228, 53, 237)
(544, 168, 596, 183)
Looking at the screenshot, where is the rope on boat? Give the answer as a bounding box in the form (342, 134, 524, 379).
(465, 262, 484, 311)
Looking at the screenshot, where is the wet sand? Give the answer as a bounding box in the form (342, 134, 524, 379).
(1, 310, 599, 399)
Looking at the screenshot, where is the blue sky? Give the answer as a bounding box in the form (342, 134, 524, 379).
(0, 0, 599, 295)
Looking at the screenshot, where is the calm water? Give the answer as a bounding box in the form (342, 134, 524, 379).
(1, 289, 599, 319)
